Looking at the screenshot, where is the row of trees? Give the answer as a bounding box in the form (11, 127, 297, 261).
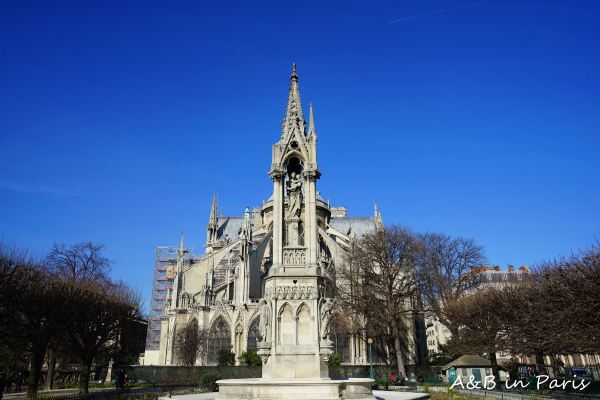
(335, 225, 487, 375)
(446, 242, 600, 379)
(334, 224, 599, 379)
(0, 242, 142, 398)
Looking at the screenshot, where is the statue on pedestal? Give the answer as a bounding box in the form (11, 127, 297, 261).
(286, 172, 303, 217)
(258, 299, 272, 343)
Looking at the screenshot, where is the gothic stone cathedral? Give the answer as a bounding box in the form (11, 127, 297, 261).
(153, 65, 403, 368)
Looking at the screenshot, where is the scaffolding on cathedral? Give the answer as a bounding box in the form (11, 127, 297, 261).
(145, 245, 201, 351)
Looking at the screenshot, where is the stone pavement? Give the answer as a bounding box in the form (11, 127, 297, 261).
(159, 390, 430, 400)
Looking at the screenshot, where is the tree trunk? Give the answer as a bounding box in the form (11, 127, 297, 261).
(45, 350, 56, 390)
(393, 333, 406, 376)
(489, 349, 499, 383)
(27, 342, 47, 399)
(78, 360, 92, 395)
(534, 351, 547, 375)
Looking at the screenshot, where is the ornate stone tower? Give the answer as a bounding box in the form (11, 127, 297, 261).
(217, 65, 373, 400)
(256, 64, 334, 379)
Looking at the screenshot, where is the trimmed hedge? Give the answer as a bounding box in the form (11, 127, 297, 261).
(122, 364, 434, 385)
(123, 365, 261, 385)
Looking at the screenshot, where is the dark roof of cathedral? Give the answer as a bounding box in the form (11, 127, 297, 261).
(329, 217, 376, 237)
(216, 216, 243, 242)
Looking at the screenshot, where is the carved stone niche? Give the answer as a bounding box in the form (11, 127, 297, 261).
(283, 247, 306, 266)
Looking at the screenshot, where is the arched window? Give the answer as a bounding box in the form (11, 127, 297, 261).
(207, 316, 231, 365)
(278, 303, 295, 345)
(247, 317, 260, 350)
(330, 315, 351, 363)
(297, 303, 312, 345)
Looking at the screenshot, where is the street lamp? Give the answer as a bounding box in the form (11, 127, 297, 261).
(367, 338, 374, 380)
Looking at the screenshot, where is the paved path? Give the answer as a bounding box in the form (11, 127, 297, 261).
(159, 390, 429, 400)
(3, 387, 113, 399)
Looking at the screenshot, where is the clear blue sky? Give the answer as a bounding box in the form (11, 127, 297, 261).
(1, 0, 599, 313)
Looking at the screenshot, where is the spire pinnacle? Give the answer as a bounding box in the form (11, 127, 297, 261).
(308, 102, 316, 135)
(374, 204, 384, 231)
(208, 193, 218, 226)
(281, 63, 305, 139)
(178, 232, 185, 258)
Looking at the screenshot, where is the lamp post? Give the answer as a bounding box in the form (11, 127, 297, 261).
(367, 338, 374, 380)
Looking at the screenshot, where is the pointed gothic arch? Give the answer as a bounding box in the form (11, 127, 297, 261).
(207, 316, 231, 365)
(330, 314, 351, 363)
(246, 316, 260, 350)
(296, 302, 312, 345)
(278, 303, 294, 345)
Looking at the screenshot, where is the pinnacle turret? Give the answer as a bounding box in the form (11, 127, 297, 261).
(208, 193, 218, 227)
(307, 102, 316, 137)
(281, 63, 305, 139)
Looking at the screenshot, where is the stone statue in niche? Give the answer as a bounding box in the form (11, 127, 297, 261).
(286, 172, 303, 217)
(259, 299, 272, 343)
(319, 297, 335, 341)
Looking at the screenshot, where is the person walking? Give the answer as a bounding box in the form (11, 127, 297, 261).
(14, 374, 22, 393)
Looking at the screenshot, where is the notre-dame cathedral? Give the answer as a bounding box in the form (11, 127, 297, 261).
(148, 65, 407, 368)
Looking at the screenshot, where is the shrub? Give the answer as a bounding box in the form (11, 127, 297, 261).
(239, 348, 262, 366)
(200, 373, 220, 392)
(217, 348, 236, 366)
(327, 353, 342, 367)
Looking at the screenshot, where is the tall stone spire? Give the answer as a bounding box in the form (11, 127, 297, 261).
(206, 193, 219, 251)
(208, 193, 217, 227)
(281, 63, 305, 139)
(374, 203, 384, 231)
(178, 231, 185, 259)
(307, 102, 316, 137)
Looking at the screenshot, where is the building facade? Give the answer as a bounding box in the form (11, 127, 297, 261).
(425, 265, 531, 357)
(145, 65, 400, 367)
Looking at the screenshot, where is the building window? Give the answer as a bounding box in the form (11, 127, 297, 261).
(208, 317, 231, 365)
(247, 317, 260, 350)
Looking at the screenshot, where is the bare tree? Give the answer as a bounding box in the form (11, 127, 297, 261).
(336, 225, 421, 375)
(46, 242, 110, 282)
(0, 243, 71, 398)
(416, 233, 487, 336)
(60, 279, 141, 394)
(174, 319, 208, 366)
(445, 287, 510, 381)
(503, 243, 600, 373)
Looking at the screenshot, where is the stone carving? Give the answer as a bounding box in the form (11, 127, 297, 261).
(319, 343, 334, 363)
(257, 341, 271, 364)
(286, 172, 303, 217)
(319, 297, 335, 341)
(258, 299, 272, 342)
(283, 248, 306, 265)
(274, 285, 315, 300)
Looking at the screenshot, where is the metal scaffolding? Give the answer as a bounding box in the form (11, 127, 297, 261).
(145, 245, 200, 351)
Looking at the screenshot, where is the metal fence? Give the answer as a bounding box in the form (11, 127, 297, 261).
(38, 385, 199, 400)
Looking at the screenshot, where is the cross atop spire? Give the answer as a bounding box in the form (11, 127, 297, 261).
(281, 63, 305, 139)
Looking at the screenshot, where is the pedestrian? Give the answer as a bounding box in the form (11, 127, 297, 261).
(15, 374, 22, 393)
(397, 371, 404, 385)
(390, 372, 397, 385)
(116, 370, 125, 391)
